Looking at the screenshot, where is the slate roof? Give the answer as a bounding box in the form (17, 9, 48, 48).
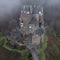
(22, 6, 30, 11)
(32, 6, 42, 14)
(7, 27, 21, 46)
(29, 17, 37, 25)
(35, 28, 44, 36)
(32, 7, 39, 14)
(11, 27, 20, 36)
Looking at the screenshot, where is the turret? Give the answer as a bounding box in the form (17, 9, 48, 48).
(19, 17, 24, 28)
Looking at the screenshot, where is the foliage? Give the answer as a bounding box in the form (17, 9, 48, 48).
(40, 34, 48, 60)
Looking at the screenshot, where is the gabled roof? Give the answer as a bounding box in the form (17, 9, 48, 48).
(11, 27, 20, 36)
(29, 16, 37, 25)
(35, 28, 44, 36)
(32, 7, 39, 14)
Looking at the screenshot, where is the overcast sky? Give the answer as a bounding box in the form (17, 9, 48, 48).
(0, 0, 21, 17)
(0, 0, 60, 19)
(46, 0, 60, 6)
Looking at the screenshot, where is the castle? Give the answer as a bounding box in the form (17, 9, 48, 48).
(7, 0, 44, 47)
(19, 3, 44, 45)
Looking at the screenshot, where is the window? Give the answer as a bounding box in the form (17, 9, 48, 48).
(29, 25, 32, 29)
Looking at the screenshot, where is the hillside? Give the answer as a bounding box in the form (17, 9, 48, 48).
(45, 27, 60, 60)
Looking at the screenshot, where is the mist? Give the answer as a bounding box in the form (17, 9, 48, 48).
(0, 0, 21, 19)
(0, 0, 60, 20)
(45, 0, 60, 6)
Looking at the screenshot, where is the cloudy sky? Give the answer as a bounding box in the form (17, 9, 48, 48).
(0, 0, 21, 17)
(0, 0, 60, 18)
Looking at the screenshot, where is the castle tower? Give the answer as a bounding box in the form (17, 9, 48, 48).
(19, 0, 44, 45)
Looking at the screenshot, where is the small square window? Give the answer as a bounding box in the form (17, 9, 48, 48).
(29, 25, 32, 29)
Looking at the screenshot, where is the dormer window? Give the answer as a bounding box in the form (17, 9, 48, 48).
(20, 19, 24, 28)
(39, 11, 42, 16)
(21, 23, 23, 27)
(26, 11, 30, 14)
(29, 25, 32, 29)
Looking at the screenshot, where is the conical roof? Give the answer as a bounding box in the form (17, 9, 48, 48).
(29, 16, 37, 25)
(35, 28, 44, 36)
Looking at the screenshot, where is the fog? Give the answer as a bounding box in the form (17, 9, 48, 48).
(45, 0, 60, 6)
(0, 0, 21, 18)
(0, 0, 60, 20)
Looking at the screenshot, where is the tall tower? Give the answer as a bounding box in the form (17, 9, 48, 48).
(19, 0, 44, 45)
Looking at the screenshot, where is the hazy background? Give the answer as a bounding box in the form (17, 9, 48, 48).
(0, 0, 60, 33)
(0, 0, 21, 21)
(0, 0, 60, 19)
